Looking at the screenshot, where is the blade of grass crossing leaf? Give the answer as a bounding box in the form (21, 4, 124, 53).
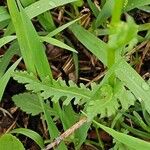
(138, 5, 150, 13)
(10, 128, 44, 149)
(4, 22, 15, 36)
(0, 20, 9, 30)
(0, 58, 22, 102)
(93, 120, 150, 150)
(38, 95, 67, 150)
(20, 0, 36, 7)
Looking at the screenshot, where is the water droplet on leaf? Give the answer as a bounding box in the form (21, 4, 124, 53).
(138, 97, 142, 102)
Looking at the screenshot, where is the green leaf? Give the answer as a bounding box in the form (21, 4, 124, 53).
(7, 0, 53, 81)
(125, 0, 150, 11)
(0, 6, 10, 23)
(47, 17, 81, 37)
(95, 0, 150, 28)
(41, 36, 77, 53)
(0, 41, 19, 77)
(38, 95, 67, 150)
(0, 36, 16, 48)
(12, 71, 95, 105)
(95, 0, 114, 27)
(0, 58, 21, 102)
(93, 120, 150, 150)
(25, 0, 78, 19)
(0, 134, 25, 150)
(70, 23, 108, 65)
(10, 128, 44, 149)
(115, 59, 150, 113)
(87, 0, 99, 17)
(38, 11, 56, 32)
(12, 93, 56, 116)
(86, 84, 114, 119)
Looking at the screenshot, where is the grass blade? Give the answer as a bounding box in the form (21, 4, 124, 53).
(93, 120, 150, 150)
(10, 128, 44, 149)
(0, 6, 10, 23)
(0, 41, 19, 77)
(0, 36, 16, 48)
(7, 0, 53, 81)
(0, 58, 21, 102)
(70, 23, 108, 65)
(41, 36, 77, 53)
(47, 17, 81, 37)
(25, 0, 78, 19)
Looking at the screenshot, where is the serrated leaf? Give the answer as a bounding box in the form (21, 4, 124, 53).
(12, 93, 56, 116)
(12, 71, 95, 105)
(0, 134, 25, 150)
(86, 84, 114, 119)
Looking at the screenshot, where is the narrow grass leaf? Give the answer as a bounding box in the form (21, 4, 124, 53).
(41, 36, 77, 53)
(87, 0, 99, 17)
(70, 23, 108, 65)
(10, 128, 44, 149)
(7, 0, 36, 73)
(0, 41, 19, 77)
(0, 58, 21, 102)
(47, 18, 81, 37)
(0, 36, 16, 48)
(0, 6, 10, 23)
(25, 0, 78, 19)
(0, 134, 25, 150)
(93, 120, 150, 150)
(95, 0, 114, 27)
